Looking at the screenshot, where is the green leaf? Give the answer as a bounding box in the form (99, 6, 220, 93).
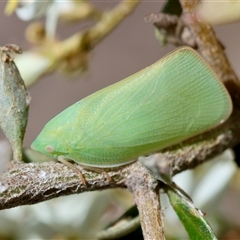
(166, 186, 217, 240)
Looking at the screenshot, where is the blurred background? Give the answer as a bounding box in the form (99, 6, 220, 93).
(0, 1, 240, 239)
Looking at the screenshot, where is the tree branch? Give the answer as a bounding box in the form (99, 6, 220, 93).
(0, 160, 128, 210)
(126, 165, 164, 240)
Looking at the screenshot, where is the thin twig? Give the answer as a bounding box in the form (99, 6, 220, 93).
(25, 0, 140, 87)
(126, 164, 164, 240)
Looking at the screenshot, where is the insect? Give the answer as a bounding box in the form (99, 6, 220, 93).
(31, 47, 232, 171)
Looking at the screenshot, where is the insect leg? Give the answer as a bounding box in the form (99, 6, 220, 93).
(58, 155, 87, 185)
(80, 165, 113, 184)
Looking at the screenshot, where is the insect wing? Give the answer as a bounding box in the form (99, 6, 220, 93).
(67, 47, 232, 166)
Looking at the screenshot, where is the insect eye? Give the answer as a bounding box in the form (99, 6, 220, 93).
(45, 145, 55, 153)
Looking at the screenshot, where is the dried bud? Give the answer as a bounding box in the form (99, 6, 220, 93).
(0, 44, 30, 161)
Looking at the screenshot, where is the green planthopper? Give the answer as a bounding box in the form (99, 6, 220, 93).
(31, 47, 232, 170)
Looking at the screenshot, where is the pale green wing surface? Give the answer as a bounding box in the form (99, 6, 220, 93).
(32, 47, 232, 167)
(67, 47, 232, 166)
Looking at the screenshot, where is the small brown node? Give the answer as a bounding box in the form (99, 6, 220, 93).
(2, 44, 23, 54)
(1, 44, 22, 62)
